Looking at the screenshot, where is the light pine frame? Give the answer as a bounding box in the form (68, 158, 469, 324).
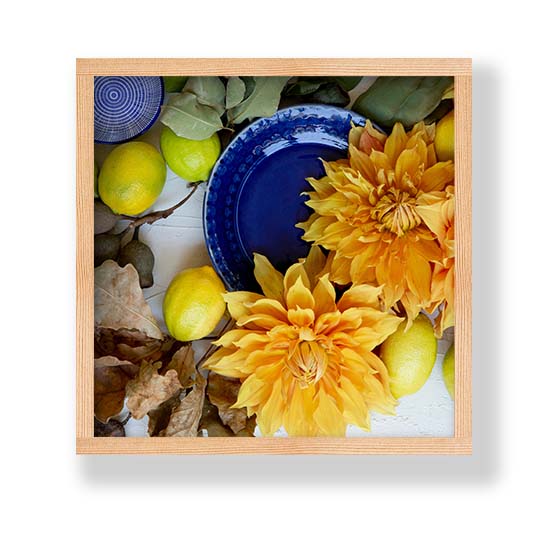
(77, 58, 472, 455)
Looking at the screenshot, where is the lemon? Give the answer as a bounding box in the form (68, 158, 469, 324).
(94, 161, 99, 198)
(443, 344, 455, 399)
(380, 314, 437, 398)
(160, 126, 221, 182)
(434, 110, 454, 161)
(98, 142, 167, 216)
(163, 266, 226, 341)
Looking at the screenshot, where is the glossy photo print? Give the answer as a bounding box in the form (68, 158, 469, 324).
(80, 59, 470, 453)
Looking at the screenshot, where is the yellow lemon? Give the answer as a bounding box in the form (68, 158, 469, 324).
(94, 161, 99, 198)
(434, 110, 454, 161)
(163, 266, 226, 341)
(443, 343, 455, 399)
(160, 126, 221, 182)
(380, 314, 437, 398)
(98, 142, 166, 216)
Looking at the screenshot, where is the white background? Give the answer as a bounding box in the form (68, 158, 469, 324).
(1, 1, 533, 534)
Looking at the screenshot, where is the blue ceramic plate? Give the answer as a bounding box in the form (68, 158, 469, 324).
(94, 76, 164, 144)
(203, 105, 367, 291)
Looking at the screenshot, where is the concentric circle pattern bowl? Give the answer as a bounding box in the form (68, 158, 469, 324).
(94, 76, 164, 144)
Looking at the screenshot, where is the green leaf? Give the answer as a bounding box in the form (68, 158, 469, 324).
(424, 98, 454, 124)
(160, 93, 223, 140)
(163, 76, 188, 93)
(285, 80, 323, 96)
(352, 76, 454, 129)
(227, 76, 290, 124)
(226, 77, 246, 109)
(333, 76, 363, 91)
(183, 76, 226, 115)
(309, 83, 350, 107)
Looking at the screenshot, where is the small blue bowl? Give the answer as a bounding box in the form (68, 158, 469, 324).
(94, 76, 164, 144)
(203, 104, 367, 291)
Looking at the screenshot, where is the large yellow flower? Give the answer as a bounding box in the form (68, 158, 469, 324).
(203, 248, 403, 437)
(297, 120, 454, 325)
(416, 185, 455, 337)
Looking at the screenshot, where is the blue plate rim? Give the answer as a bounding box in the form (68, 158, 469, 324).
(203, 104, 368, 290)
(94, 76, 165, 145)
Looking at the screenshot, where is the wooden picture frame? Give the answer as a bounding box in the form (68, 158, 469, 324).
(77, 58, 472, 455)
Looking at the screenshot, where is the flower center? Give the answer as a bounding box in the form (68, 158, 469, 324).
(286, 341, 328, 389)
(371, 190, 422, 237)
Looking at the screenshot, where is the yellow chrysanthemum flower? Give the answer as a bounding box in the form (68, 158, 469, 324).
(203, 248, 403, 437)
(297, 120, 454, 325)
(416, 185, 455, 337)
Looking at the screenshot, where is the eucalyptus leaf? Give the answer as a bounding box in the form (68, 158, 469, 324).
(160, 92, 223, 140)
(164, 76, 188, 93)
(352, 76, 454, 129)
(225, 77, 246, 109)
(183, 76, 226, 115)
(310, 83, 350, 107)
(227, 76, 290, 124)
(333, 76, 363, 91)
(243, 77, 256, 100)
(285, 80, 323, 96)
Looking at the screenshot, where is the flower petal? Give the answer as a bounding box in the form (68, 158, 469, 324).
(312, 274, 337, 315)
(253, 253, 285, 303)
(314, 388, 346, 436)
(287, 306, 315, 327)
(338, 284, 382, 311)
(256, 377, 285, 436)
(420, 161, 454, 192)
(384, 122, 408, 167)
(223, 291, 263, 320)
(395, 147, 421, 181)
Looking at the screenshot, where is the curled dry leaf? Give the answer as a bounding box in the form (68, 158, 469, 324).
(95, 260, 163, 340)
(198, 398, 256, 437)
(159, 372, 207, 437)
(95, 327, 177, 365)
(94, 356, 139, 423)
(207, 371, 248, 434)
(147, 392, 181, 437)
(94, 417, 126, 437)
(126, 361, 183, 420)
(164, 345, 196, 388)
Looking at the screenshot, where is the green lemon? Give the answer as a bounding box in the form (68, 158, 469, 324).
(160, 126, 221, 182)
(163, 266, 226, 342)
(98, 142, 167, 216)
(443, 344, 455, 399)
(380, 314, 437, 398)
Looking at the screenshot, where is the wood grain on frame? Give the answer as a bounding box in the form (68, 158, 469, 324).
(76, 58, 472, 455)
(76, 58, 471, 76)
(76, 73, 94, 440)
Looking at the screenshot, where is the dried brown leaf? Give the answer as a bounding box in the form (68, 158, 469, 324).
(164, 345, 196, 388)
(147, 392, 181, 437)
(94, 356, 139, 423)
(126, 361, 183, 419)
(207, 371, 248, 434)
(95, 328, 178, 365)
(94, 417, 126, 437)
(198, 398, 256, 437)
(95, 260, 163, 339)
(160, 372, 207, 437)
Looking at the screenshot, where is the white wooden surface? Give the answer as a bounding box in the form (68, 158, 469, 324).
(95, 116, 454, 439)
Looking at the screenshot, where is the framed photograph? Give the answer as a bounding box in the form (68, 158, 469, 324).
(77, 58, 472, 454)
